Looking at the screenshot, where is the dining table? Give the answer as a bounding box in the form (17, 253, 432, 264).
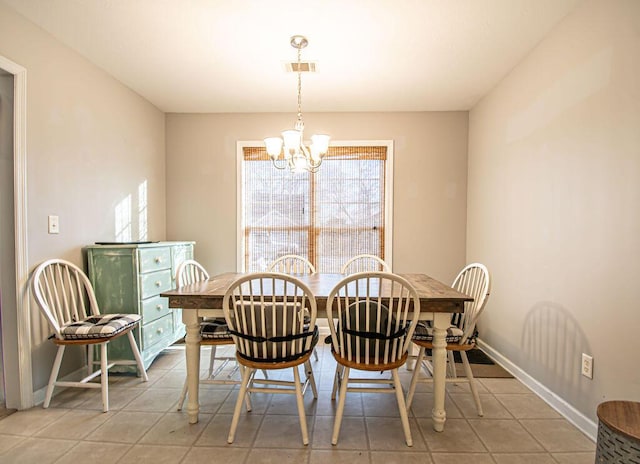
(161, 272, 473, 432)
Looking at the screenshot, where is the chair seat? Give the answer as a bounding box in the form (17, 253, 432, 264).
(331, 348, 409, 371)
(200, 318, 232, 340)
(411, 322, 466, 344)
(60, 313, 141, 340)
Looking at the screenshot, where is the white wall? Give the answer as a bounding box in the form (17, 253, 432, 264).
(0, 2, 167, 393)
(468, 0, 640, 425)
(166, 112, 469, 281)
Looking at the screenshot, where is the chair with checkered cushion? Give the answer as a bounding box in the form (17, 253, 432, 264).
(175, 260, 240, 411)
(32, 259, 148, 412)
(406, 263, 491, 416)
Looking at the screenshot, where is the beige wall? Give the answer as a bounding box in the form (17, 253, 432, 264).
(166, 112, 469, 281)
(468, 0, 640, 424)
(0, 3, 166, 392)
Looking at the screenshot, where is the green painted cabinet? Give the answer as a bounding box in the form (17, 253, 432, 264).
(85, 241, 194, 371)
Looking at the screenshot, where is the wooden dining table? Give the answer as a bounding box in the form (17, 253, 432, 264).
(162, 272, 472, 432)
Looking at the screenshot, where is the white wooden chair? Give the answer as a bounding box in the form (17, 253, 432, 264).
(406, 263, 491, 416)
(31, 259, 148, 412)
(268, 254, 319, 362)
(333, 254, 391, 391)
(267, 254, 316, 274)
(176, 259, 241, 411)
(326, 271, 420, 446)
(341, 254, 390, 274)
(223, 273, 319, 445)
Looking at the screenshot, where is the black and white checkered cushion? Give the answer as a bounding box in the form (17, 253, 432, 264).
(61, 313, 141, 340)
(412, 322, 466, 344)
(200, 318, 232, 340)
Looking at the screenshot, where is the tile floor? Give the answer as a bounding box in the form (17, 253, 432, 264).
(0, 344, 595, 463)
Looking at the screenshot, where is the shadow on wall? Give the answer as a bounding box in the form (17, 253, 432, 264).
(522, 301, 591, 404)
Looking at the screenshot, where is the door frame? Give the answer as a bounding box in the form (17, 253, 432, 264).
(0, 54, 32, 409)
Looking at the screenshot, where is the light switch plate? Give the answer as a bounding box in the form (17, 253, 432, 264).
(581, 353, 593, 379)
(48, 215, 59, 234)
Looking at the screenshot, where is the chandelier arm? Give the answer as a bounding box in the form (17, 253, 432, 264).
(300, 143, 312, 158)
(271, 158, 288, 170)
(307, 157, 322, 169)
(306, 164, 321, 173)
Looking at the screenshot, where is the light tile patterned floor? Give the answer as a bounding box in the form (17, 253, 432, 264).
(0, 345, 595, 463)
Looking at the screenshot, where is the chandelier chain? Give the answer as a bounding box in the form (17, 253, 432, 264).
(296, 46, 303, 124)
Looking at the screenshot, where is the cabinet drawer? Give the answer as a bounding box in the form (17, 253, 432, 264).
(140, 269, 172, 299)
(143, 313, 174, 350)
(139, 248, 172, 273)
(141, 295, 171, 324)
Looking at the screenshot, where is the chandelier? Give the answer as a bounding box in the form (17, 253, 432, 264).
(264, 35, 330, 173)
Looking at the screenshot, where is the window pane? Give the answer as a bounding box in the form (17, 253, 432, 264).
(316, 229, 382, 273)
(314, 156, 385, 272)
(246, 228, 309, 271)
(242, 146, 387, 272)
(243, 158, 311, 271)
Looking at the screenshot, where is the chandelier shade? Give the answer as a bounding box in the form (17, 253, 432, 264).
(265, 35, 329, 173)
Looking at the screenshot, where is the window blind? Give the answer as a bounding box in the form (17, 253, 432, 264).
(242, 145, 387, 272)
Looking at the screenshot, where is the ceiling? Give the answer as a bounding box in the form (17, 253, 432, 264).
(3, 0, 582, 113)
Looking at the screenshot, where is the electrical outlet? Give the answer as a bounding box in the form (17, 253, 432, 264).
(48, 215, 59, 234)
(581, 353, 593, 379)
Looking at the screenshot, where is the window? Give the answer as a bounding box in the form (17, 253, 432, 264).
(238, 142, 393, 273)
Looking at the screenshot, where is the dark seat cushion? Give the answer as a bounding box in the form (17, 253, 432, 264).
(412, 322, 466, 344)
(60, 313, 141, 340)
(333, 301, 407, 362)
(230, 301, 316, 361)
(200, 318, 232, 340)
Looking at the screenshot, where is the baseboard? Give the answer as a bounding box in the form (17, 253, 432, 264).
(477, 339, 597, 442)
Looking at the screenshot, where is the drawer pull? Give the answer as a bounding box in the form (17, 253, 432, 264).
(157, 328, 164, 335)
(155, 281, 161, 287)
(155, 257, 162, 264)
(156, 304, 163, 310)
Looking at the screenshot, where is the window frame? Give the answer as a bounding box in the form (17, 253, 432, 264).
(236, 140, 394, 272)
